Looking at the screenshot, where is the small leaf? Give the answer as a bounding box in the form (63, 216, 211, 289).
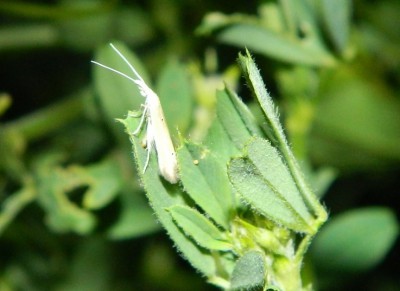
(204, 86, 259, 163)
(215, 89, 253, 150)
(230, 251, 265, 290)
(238, 50, 284, 145)
(218, 24, 335, 67)
(0, 181, 36, 235)
(33, 155, 96, 234)
(81, 159, 123, 210)
(228, 138, 314, 233)
(311, 207, 399, 273)
(319, 0, 352, 53)
(224, 87, 263, 137)
(203, 118, 240, 163)
(107, 191, 160, 240)
(307, 166, 337, 198)
(311, 68, 400, 170)
(156, 58, 193, 136)
(168, 205, 232, 251)
(177, 142, 233, 229)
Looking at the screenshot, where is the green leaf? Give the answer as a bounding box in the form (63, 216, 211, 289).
(306, 166, 337, 198)
(107, 190, 160, 240)
(33, 154, 96, 234)
(282, 0, 321, 37)
(0, 93, 11, 117)
(311, 207, 399, 272)
(0, 181, 36, 236)
(56, 238, 111, 291)
(228, 138, 314, 233)
(238, 51, 327, 222)
(218, 24, 335, 67)
(30, 155, 121, 235)
(81, 159, 123, 209)
(230, 251, 265, 290)
(238, 51, 285, 146)
(224, 87, 263, 137)
(119, 115, 217, 276)
(311, 67, 400, 170)
(203, 87, 260, 164)
(168, 205, 232, 251)
(203, 118, 240, 163)
(319, 0, 351, 54)
(216, 89, 262, 150)
(156, 58, 193, 136)
(216, 89, 252, 149)
(177, 142, 234, 229)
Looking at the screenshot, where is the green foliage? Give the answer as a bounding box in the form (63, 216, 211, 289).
(156, 59, 193, 135)
(311, 67, 400, 169)
(1, 0, 399, 290)
(177, 142, 233, 229)
(197, 1, 338, 67)
(198, 0, 400, 172)
(115, 47, 326, 290)
(312, 207, 399, 272)
(119, 110, 220, 277)
(319, 0, 352, 54)
(219, 24, 335, 67)
(228, 138, 314, 233)
(167, 205, 232, 251)
(230, 251, 265, 290)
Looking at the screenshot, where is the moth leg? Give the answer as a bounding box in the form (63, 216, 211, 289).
(133, 105, 148, 136)
(128, 111, 142, 118)
(143, 123, 154, 173)
(143, 147, 151, 173)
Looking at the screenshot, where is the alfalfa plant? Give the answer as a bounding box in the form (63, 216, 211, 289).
(93, 43, 327, 291)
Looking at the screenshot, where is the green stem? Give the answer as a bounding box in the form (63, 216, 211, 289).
(0, 177, 36, 235)
(277, 137, 328, 228)
(2, 88, 89, 142)
(0, 0, 117, 19)
(294, 234, 314, 263)
(0, 24, 58, 51)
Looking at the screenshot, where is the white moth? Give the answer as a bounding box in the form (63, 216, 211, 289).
(91, 43, 179, 184)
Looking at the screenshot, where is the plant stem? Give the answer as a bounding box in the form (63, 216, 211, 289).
(0, 25, 58, 51)
(2, 88, 89, 142)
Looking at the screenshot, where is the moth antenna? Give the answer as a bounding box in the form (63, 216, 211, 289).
(91, 60, 137, 84)
(109, 43, 145, 82)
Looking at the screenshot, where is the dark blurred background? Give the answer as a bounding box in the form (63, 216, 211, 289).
(0, 0, 399, 290)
